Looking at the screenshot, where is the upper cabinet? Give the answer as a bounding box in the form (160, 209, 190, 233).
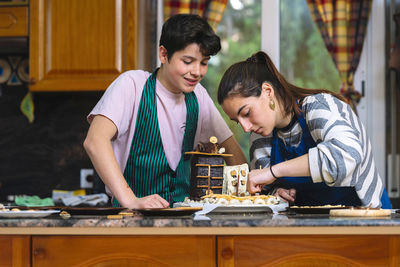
(0, 6, 28, 37)
(29, 0, 138, 91)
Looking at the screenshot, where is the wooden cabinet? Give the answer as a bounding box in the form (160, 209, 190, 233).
(29, 0, 138, 92)
(218, 235, 400, 267)
(0, 235, 30, 267)
(32, 235, 216, 267)
(0, 7, 28, 37)
(3, 234, 399, 266)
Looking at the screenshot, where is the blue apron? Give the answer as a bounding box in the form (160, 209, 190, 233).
(270, 113, 391, 208)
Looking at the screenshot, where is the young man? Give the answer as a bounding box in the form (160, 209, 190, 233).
(84, 14, 247, 209)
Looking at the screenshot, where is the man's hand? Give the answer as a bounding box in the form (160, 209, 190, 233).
(129, 194, 170, 209)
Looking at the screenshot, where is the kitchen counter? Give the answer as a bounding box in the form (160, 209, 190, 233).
(2, 210, 400, 266)
(1, 209, 400, 235)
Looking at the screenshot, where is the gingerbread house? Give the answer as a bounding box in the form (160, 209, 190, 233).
(185, 137, 231, 200)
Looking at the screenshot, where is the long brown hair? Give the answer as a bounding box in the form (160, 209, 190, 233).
(217, 51, 346, 116)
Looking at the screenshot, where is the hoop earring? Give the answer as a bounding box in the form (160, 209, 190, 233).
(269, 99, 275, 111)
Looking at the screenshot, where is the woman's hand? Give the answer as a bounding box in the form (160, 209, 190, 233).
(128, 194, 170, 209)
(275, 188, 296, 203)
(247, 168, 277, 194)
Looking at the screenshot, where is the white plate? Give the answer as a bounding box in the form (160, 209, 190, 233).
(0, 210, 60, 218)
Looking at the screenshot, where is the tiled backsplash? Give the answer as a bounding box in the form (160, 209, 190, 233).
(0, 56, 28, 86)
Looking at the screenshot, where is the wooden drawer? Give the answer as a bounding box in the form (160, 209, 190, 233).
(0, 235, 30, 267)
(218, 235, 400, 266)
(32, 235, 216, 267)
(0, 7, 28, 37)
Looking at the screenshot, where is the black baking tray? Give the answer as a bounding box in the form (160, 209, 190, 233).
(287, 206, 351, 214)
(136, 207, 202, 217)
(60, 207, 126, 215)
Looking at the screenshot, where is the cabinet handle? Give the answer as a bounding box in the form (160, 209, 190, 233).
(388, 154, 400, 198)
(221, 247, 233, 260)
(33, 248, 45, 259)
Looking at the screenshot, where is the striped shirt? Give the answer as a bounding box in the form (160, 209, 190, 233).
(250, 93, 385, 208)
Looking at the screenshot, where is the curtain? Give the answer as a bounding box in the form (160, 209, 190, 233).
(306, 0, 372, 111)
(163, 0, 228, 31)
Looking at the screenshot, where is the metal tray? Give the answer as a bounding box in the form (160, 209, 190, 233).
(288, 206, 351, 214)
(210, 205, 273, 214)
(136, 207, 202, 216)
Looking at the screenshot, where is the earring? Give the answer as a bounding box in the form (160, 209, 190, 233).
(269, 99, 275, 110)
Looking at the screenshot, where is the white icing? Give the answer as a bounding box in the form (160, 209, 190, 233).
(216, 198, 229, 205)
(241, 199, 253, 205)
(229, 199, 241, 205)
(223, 163, 249, 196)
(254, 198, 266, 205)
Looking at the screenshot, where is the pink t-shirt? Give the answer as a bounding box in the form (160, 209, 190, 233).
(88, 70, 232, 172)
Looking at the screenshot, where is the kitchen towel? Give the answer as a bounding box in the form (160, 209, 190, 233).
(15, 195, 55, 207)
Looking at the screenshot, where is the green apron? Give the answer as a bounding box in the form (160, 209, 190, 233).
(112, 69, 198, 207)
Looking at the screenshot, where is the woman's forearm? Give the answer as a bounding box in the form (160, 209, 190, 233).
(271, 154, 311, 178)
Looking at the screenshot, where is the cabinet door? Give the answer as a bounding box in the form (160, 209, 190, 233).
(29, 0, 138, 91)
(0, 236, 30, 267)
(218, 235, 400, 267)
(32, 235, 216, 267)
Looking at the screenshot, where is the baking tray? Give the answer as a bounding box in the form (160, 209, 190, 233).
(209, 205, 273, 214)
(136, 207, 202, 217)
(288, 206, 351, 214)
(60, 207, 126, 215)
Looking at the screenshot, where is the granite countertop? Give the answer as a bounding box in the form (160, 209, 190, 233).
(1, 209, 400, 235)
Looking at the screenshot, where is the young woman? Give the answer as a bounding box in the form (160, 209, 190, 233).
(218, 51, 391, 208)
(84, 14, 246, 209)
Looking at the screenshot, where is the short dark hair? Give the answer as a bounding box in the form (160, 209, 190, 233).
(159, 14, 221, 60)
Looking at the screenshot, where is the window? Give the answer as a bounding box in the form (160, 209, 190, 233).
(202, 0, 262, 160)
(279, 0, 341, 92)
(202, 0, 342, 160)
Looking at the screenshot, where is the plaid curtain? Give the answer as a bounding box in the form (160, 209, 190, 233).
(163, 0, 228, 31)
(306, 0, 372, 111)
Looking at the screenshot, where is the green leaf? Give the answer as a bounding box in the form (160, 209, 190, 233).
(20, 91, 35, 123)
